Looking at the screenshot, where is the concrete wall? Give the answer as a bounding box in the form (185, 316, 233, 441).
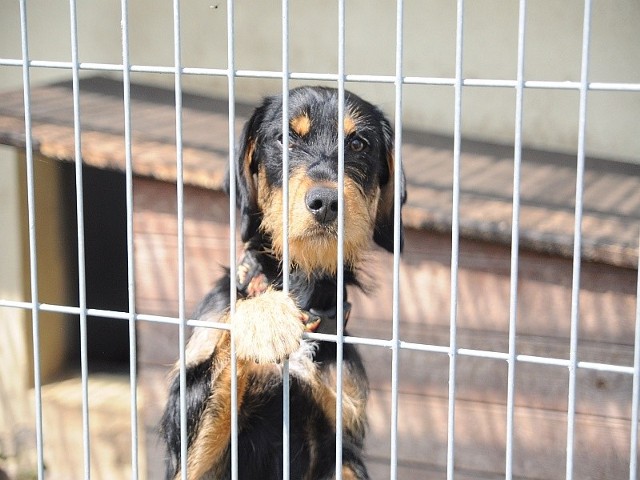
(1, 0, 639, 162)
(0, 146, 34, 477)
(0, 149, 76, 476)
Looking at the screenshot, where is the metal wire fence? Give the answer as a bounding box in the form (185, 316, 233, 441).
(0, 0, 639, 479)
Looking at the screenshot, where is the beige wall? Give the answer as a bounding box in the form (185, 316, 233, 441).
(0, 148, 76, 476)
(0, 147, 31, 475)
(1, 0, 638, 163)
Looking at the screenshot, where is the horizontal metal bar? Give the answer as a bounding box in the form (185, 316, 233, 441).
(576, 361, 635, 375)
(1, 58, 639, 92)
(1, 299, 635, 374)
(0, 299, 231, 330)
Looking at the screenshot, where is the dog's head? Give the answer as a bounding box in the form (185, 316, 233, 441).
(226, 86, 406, 274)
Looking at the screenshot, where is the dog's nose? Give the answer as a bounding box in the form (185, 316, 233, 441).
(305, 186, 339, 224)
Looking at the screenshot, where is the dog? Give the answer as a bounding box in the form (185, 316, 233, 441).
(160, 86, 406, 480)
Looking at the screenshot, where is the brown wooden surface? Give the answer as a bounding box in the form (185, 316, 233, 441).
(38, 373, 143, 480)
(133, 179, 638, 480)
(0, 76, 638, 268)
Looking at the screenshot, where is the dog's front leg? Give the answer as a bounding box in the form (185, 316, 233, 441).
(233, 288, 306, 364)
(175, 289, 305, 480)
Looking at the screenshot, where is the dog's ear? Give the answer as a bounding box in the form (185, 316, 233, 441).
(373, 116, 406, 253)
(224, 104, 267, 242)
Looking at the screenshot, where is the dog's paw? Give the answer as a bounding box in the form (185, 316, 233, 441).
(233, 289, 305, 364)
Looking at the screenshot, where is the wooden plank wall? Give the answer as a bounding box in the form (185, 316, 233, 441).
(134, 177, 638, 480)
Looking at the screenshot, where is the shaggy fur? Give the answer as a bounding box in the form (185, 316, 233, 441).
(160, 86, 406, 480)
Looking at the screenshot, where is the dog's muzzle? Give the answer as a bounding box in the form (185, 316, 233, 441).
(305, 186, 339, 224)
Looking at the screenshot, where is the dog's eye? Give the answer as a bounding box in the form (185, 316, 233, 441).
(348, 136, 367, 153)
(277, 134, 294, 150)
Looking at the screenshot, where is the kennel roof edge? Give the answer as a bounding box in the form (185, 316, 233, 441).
(0, 76, 637, 269)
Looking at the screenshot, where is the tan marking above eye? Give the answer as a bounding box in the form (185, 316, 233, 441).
(290, 114, 311, 137)
(343, 115, 356, 135)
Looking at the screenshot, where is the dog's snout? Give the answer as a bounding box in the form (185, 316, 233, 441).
(305, 186, 339, 224)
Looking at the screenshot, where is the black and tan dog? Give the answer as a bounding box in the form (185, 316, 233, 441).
(160, 86, 406, 480)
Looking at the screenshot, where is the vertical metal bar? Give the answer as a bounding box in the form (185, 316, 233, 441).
(18, 2, 45, 478)
(68, 0, 91, 476)
(280, 0, 290, 292)
(171, 1, 188, 478)
(335, 0, 347, 477)
(631, 230, 640, 480)
(447, 1, 465, 479)
(566, 1, 592, 478)
(281, 2, 291, 479)
(390, 0, 404, 479)
(119, 1, 139, 477)
(505, 2, 527, 479)
(226, 1, 239, 479)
